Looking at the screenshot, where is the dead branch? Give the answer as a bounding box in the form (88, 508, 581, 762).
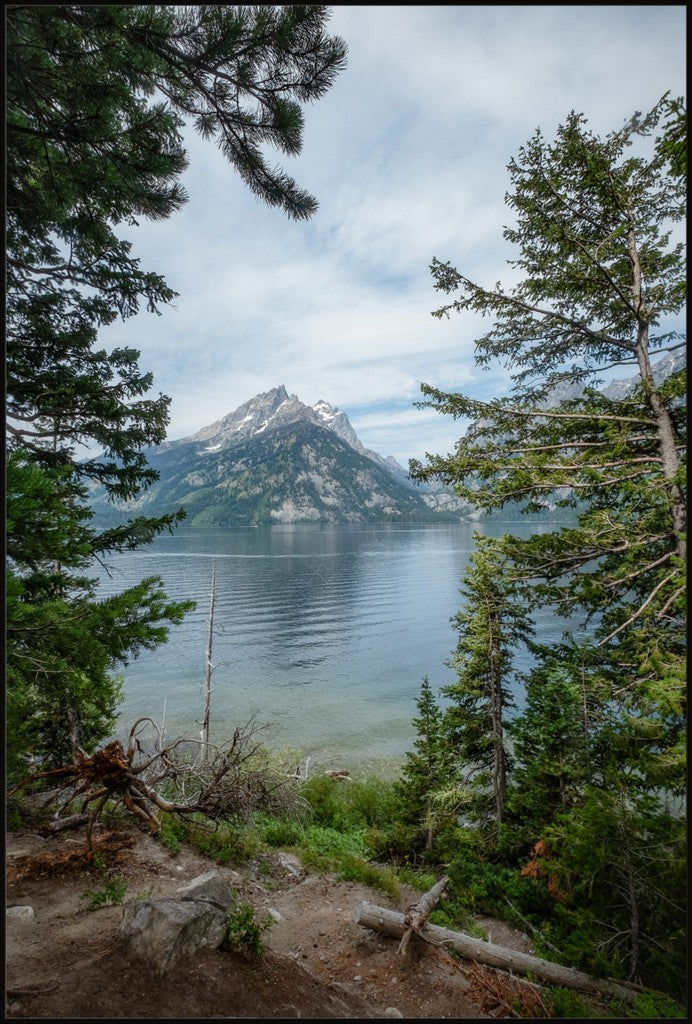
(398, 875, 448, 955)
(9, 718, 305, 857)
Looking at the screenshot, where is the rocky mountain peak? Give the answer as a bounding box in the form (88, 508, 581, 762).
(178, 387, 410, 481)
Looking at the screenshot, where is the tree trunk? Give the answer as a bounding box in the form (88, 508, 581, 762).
(487, 607, 505, 823)
(353, 901, 638, 1003)
(201, 562, 216, 762)
(398, 875, 448, 955)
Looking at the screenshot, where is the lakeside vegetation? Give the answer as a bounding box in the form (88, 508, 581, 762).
(6, 6, 685, 1016)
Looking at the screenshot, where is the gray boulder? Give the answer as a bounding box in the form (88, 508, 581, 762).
(119, 898, 227, 974)
(176, 869, 234, 909)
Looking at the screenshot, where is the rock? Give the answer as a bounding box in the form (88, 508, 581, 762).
(277, 852, 303, 877)
(176, 870, 233, 909)
(119, 898, 227, 973)
(384, 1008, 403, 1018)
(267, 908, 283, 922)
(6, 906, 34, 922)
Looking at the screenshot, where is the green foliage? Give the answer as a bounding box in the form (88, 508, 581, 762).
(395, 865, 438, 893)
(333, 855, 400, 899)
(411, 96, 686, 684)
(185, 819, 262, 865)
(395, 677, 454, 851)
(628, 992, 686, 1019)
(506, 657, 595, 831)
(546, 987, 595, 1019)
(79, 873, 128, 911)
(157, 813, 188, 854)
(6, 5, 346, 767)
(405, 96, 686, 1003)
(440, 537, 534, 827)
(301, 825, 369, 858)
(296, 822, 399, 899)
(224, 901, 272, 958)
(543, 788, 687, 998)
(255, 815, 305, 849)
(300, 774, 400, 835)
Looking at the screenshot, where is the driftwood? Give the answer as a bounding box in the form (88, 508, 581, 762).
(398, 875, 448, 955)
(9, 717, 302, 856)
(354, 900, 638, 1003)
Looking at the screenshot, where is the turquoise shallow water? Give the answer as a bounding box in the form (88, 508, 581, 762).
(95, 522, 569, 772)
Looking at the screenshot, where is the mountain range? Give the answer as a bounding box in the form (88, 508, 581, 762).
(90, 386, 467, 526)
(90, 351, 684, 529)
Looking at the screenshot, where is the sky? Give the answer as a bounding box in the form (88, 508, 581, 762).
(100, 4, 686, 468)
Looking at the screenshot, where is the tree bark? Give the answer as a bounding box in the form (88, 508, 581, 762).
(398, 875, 448, 955)
(201, 561, 216, 762)
(353, 901, 638, 1003)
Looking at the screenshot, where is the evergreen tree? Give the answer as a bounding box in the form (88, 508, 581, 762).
(395, 676, 451, 850)
(441, 536, 533, 826)
(506, 656, 595, 831)
(410, 96, 686, 794)
(6, 6, 347, 771)
(410, 98, 685, 993)
(544, 785, 686, 996)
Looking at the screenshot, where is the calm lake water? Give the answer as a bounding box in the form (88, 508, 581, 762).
(96, 522, 572, 774)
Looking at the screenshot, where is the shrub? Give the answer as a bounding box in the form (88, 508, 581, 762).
(627, 993, 686, 1019)
(255, 815, 304, 848)
(224, 901, 272, 957)
(546, 986, 595, 1018)
(79, 874, 128, 911)
(301, 824, 368, 857)
(158, 812, 188, 853)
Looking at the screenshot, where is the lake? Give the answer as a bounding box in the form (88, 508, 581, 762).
(95, 522, 572, 774)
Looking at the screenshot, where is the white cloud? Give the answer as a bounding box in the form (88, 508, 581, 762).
(100, 4, 686, 467)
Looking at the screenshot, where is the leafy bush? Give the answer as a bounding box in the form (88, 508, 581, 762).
(185, 818, 262, 864)
(255, 814, 304, 848)
(300, 775, 399, 834)
(80, 874, 128, 911)
(546, 986, 595, 1018)
(224, 901, 272, 957)
(301, 824, 369, 858)
(158, 812, 188, 853)
(627, 993, 686, 1019)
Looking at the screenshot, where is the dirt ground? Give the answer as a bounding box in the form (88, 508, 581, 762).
(6, 817, 539, 1020)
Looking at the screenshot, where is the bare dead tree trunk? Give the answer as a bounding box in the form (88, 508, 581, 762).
(201, 561, 217, 763)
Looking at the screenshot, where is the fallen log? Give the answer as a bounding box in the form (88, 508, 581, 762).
(398, 875, 448, 955)
(39, 813, 91, 834)
(354, 900, 637, 1003)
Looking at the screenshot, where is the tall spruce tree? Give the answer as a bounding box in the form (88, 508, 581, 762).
(410, 96, 686, 996)
(410, 96, 686, 792)
(6, 5, 347, 772)
(440, 536, 533, 826)
(506, 657, 594, 832)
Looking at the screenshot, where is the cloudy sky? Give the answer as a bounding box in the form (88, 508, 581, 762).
(101, 4, 686, 468)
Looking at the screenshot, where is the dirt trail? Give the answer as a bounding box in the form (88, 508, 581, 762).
(6, 822, 534, 1019)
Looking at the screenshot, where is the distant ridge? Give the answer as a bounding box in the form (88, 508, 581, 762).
(89, 387, 468, 526)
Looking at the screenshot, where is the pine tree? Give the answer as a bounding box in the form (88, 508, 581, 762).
(396, 676, 450, 850)
(5, 6, 347, 771)
(544, 785, 686, 996)
(410, 98, 686, 994)
(411, 96, 686, 801)
(440, 536, 534, 826)
(506, 656, 595, 831)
